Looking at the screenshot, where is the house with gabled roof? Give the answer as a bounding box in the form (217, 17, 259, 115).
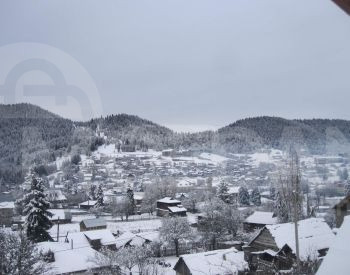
(156, 197, 187, 217)
(243, 218, 334, 273)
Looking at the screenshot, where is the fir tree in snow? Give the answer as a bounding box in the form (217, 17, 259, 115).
(251, 187, 261, 206)
(95, 183, 104, 208)
(217, 179, 229, 202)
(17, 169, 53, 242)
(239, 187, 250, 206)
(89, 184, 97, 200)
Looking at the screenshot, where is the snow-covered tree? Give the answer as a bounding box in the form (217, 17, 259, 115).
(0, 229, 48, 275)
(95, 183, 104, 208)
(217, 179, 229, 202)
(198, 198, 227, 250)
(239, 187, 250, 206)
(17, 170, 53, 242)
(222, 204, 242, 238)
(160, 217, 192, 257)
(251, 188, 261, 206)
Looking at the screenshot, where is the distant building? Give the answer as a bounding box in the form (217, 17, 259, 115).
(243, 211, 278, 232)
(333, 195, 350, 228)
(173, 248, 248, 275)
(156, 197, 187, 217)
(79, 200, 97, 210)
(120, 144, 136, 152)
(0, 201, 14, 226)
(45, 189, 67, 208)
(49, 209, 72, 224)
(80, 218, 107, 232)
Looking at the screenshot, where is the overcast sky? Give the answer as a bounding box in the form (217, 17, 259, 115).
(0, 0, 349, 131)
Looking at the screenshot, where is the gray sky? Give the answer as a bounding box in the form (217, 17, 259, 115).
(0, 0, 349, 131)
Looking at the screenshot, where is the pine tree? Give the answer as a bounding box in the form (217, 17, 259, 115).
(18, 169, 53, 242)
(239, 187, 250, 206)
(217, 179, 229, 202)
(251, 188, 261, 206)
(95, 183, 104, 208)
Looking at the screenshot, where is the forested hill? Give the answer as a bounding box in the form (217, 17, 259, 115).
(217, 116, 350, 153)
(82, 114, 174, 150)
(0, 103, 75, 183)
(1, 103, 350, 184)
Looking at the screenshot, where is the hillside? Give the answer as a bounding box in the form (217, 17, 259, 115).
(1, 104, 350, 184)
(217, 117, 350, 154)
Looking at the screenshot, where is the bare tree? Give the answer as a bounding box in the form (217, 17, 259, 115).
(160, 217, 192, 257)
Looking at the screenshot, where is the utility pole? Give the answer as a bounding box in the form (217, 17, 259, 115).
(290, 147, 301, 272)
(56, 217, 60, 242)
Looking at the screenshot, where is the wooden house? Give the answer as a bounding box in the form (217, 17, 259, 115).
(156, 197, 187, 217)
(243, 218, 334, 273)
(333, 194, 350, 228)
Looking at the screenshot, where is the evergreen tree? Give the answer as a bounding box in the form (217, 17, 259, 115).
(89, 184, 96, 200)
(95, 183, 104, 208)
(18, 169, 53, 242)
(274, 191, 289, 223)
(251, 187, 261, 206)
(217, 179, 229, 202)
(126, 187, 136, 215)
(239, 187, 250, 206)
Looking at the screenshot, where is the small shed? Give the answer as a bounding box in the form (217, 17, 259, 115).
(80, 218, 107, 232)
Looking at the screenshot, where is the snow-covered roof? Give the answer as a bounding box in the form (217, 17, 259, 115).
(115, 231, 160, 249)
(0, 201, 15, 209)
(81, 218, 106, 228)
(66, 229, 116, 248)
(265, 218, 335, 260)
(168, 206, 187, 213)
(174, 248, 248, 275)
(316, 216, 350, 275)
(37, 242, 105, 274)
(157, 197, 181, 204)
(79, 200, 97, 206)
(245, 211, 277, 225)
(227, 186, 241, 194)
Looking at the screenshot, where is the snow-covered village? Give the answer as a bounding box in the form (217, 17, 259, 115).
(1, 1, 350, 275)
